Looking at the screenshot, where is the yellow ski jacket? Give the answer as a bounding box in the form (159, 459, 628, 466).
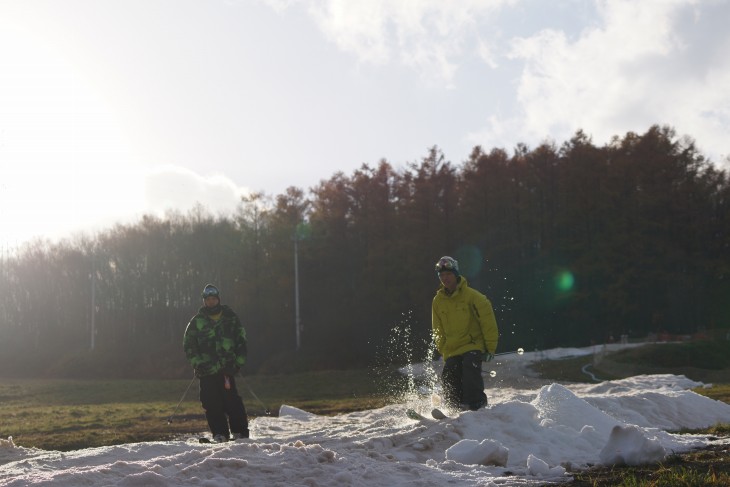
(432, 277, 499, 360)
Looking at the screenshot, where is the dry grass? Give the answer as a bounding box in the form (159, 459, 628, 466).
(0, 368, 403, 450)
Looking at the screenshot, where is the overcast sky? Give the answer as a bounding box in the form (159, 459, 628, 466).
(1, 0, 729, 247)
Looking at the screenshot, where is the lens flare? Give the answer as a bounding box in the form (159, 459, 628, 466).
(454, 245, 483, 277)
(555, 270, 575, 292)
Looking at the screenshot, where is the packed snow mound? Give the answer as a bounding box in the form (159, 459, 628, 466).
(1, 372, 728, 486)
(599, 425, 667, 466)
(445, 439, 508, 466)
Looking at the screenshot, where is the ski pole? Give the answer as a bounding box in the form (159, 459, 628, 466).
(239, 374, 272, 415)
(167, 375, 196, 424)
(494, 347, 525, 357)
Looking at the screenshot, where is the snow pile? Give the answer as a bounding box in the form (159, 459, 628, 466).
(1, 346, 729, 486)
(445, 439, 509, 466)
(599, 425, 667, 466)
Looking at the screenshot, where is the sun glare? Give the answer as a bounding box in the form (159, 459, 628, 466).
(0, 22, 144, 247)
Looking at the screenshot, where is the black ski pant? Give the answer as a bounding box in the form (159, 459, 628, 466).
(199, 372, 249, 438)
(441, 350, 487, 410)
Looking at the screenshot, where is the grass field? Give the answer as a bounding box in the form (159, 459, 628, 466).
(0, 368, 404, 451)
(1, 340, 728, 485)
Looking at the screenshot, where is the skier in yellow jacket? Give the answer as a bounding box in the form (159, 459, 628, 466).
(432, 256, 499, 411)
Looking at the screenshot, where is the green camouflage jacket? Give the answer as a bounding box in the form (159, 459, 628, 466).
(183, 305, 247, 377)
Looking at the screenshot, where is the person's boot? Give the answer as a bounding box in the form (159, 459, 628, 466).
(231, 430, 249, 440)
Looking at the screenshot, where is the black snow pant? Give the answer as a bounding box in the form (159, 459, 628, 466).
(199, 372, 249, 438)
(441, 350, 487, 411)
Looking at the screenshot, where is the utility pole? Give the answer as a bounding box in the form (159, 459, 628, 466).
(294, 236, 301, 350)
(293, 221, 310, 351)
(90, 255, 96, 351)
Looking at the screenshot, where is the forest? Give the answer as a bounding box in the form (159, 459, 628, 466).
(0, 125, 728, 379)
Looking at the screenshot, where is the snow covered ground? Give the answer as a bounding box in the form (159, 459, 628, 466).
(1, 344, 729, 486)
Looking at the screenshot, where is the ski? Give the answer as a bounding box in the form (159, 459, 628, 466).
(198, 437, 228, 444)
(197, 434, 250, 443)
(430, 408, 448, 420)
(406, 408, 429, 421)
(406, 408, 449, 421)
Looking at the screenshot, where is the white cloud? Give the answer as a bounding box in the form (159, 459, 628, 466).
(143, 166, 251, 218)
(290, 0, 728, 164)
(0, 162, 249, 248)
(502, 0, 730, 161)
(304, 0, 511, 85)
(477, 38, 499, 70)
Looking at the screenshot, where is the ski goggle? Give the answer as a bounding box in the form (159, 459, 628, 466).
(202, 286, 219, 298)
(435, 258, 458, 272)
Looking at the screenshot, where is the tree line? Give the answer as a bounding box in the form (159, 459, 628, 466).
(0, 125, 728, 379)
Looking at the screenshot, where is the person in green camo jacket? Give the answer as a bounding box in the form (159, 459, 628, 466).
(432, 256, 499, 411)
(183, 284, 249, 441)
